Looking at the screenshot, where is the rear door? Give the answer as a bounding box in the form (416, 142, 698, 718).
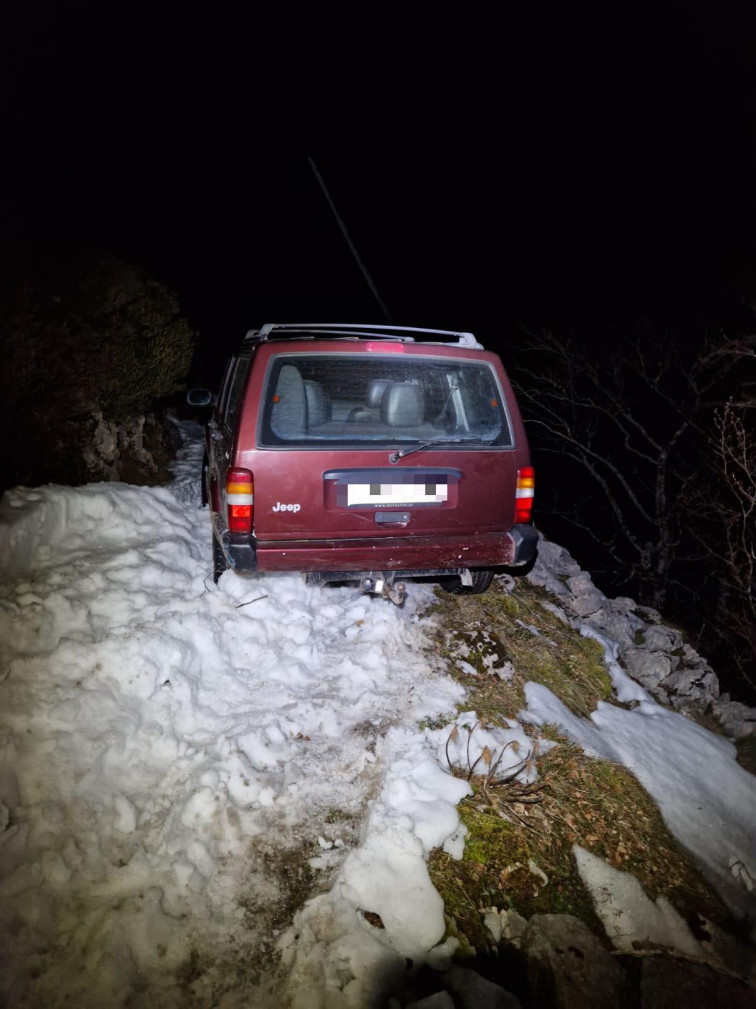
(237, 344, 526, 543)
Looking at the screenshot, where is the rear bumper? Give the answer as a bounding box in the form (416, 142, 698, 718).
(509, 523, 539, 567)
(221, 524, 538, 575)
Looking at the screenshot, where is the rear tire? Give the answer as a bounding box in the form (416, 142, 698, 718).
(439, 568, 495, 595)
(212, 530, 228, 583)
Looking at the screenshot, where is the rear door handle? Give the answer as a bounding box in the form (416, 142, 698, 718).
(375, 511, 410, 526)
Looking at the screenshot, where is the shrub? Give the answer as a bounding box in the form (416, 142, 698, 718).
(0, 251, 196, 489)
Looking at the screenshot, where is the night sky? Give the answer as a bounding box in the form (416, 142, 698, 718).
(3, 4, 756, 378)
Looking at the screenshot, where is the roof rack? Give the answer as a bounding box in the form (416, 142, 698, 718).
(243, 323, 483, 348)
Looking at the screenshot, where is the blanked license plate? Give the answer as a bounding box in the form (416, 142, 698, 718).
(324, 467, 461, 510)
(347, 482, 449, 506)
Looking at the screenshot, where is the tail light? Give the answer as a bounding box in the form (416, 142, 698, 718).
(227, 468, 254, 533)
(514, 466, 535, 524)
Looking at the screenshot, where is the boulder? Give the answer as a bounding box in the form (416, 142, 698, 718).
(406, 993, 455, 1009)
(584, 601, 645, 650)
(637, 625, 684, 653)
(621, 650, 673, 689)
(522, 913, 628, 1008)
(527, 537, 756, 736)
(527, 538, 581, 603)
(567, 572, 606, 617)
(634, 605, 663, 624)
(662, 668, 719, 710)
(711, 697, 756, 740)
(637, 955, 753, 1008)
(532, 539, 583, 579)
(445, 966, 522, 1008)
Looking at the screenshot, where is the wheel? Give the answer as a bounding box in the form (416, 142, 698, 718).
(439, 568, 495, 595)
(212, 530, 228, 583)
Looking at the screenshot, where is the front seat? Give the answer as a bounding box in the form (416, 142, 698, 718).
(348, 379, 393, 422)
(382, 383, 424, 427)
(270, 365, 307, 438)
(304, 380, 331, 429)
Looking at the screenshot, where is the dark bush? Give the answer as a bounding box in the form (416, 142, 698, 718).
(1, 251, 195, 489)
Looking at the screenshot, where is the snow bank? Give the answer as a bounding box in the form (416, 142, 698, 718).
(0, 422, 469, 1007)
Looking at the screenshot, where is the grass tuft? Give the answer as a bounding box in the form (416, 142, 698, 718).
(426, 578, 612, 723)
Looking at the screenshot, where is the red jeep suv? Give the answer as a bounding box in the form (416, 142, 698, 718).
(188, 324, 536, 602)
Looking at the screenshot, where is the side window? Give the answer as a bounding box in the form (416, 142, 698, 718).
(457, 367, 511, 443)
(223, 357, 251, 431)
(217, 358, 237, 419)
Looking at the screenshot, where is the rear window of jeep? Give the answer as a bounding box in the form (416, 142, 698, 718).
(258, 354, 513, 448)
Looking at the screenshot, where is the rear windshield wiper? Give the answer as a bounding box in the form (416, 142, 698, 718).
(389, 437, 490, 463)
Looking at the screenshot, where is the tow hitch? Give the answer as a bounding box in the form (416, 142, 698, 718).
(303, 571, 407, 605)
(360, 575, 406, 606)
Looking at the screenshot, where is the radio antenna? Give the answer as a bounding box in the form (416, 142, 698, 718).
(308, 155, 392, 323)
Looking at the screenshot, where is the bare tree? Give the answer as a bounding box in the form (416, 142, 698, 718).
(510, 326, 756, 696)
(688, 397, 756, 692)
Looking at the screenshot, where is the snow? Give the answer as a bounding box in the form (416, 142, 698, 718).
(574, 845, 702, 955)
(578, 624, 651, 703)
(0, 419, 755, 1006)
(522, 686, 756, 925)
(0, 423, 471, 1006)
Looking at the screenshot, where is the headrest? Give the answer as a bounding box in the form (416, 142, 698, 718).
(381, 383, 424, 427)
(366, 379, 393, 409)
